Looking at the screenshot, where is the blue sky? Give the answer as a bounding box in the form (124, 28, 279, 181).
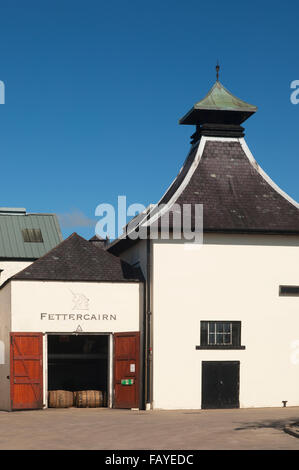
(0, 1, 298, 239)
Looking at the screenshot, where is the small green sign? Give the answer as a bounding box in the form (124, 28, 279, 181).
(121, 379, 134, 385)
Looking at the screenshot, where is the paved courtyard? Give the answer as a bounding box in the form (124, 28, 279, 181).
(0, 406, 299, 450)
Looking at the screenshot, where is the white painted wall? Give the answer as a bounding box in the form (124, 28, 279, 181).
(0, 261, 32, 286)
(152, 234, 299, 409)
(0, 283, 11, 410)
(11, 281, 143, 333)
(0, 279, 143, 410)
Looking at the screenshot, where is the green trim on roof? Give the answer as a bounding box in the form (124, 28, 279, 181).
(193, 81, 257, 112)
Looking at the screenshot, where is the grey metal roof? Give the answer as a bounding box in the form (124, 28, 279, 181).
(0, 213, 63, 259)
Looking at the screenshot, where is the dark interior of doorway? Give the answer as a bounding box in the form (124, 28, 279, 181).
(48, 334, 108, 400)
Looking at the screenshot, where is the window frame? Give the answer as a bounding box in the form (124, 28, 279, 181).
(208, 321, 233, 346)
(196, 320, 245, 350)
(279, 285, 299, 297)
(22, 228, 44, 243)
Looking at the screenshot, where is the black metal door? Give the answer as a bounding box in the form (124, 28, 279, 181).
(202, 361, 240, 409)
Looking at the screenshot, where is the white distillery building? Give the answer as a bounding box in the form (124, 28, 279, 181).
(109, 78, 299, 410)
(0, 233, 144, 411)
(1, 78, 299, 411)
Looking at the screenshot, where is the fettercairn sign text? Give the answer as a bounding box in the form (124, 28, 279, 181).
(40, 313, 117, 321)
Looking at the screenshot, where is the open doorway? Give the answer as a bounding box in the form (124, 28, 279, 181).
(47, 334, 109, 405)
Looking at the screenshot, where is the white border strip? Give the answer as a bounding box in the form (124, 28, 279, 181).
(240, 138, 299, 209)
(142, 138, 207, 226)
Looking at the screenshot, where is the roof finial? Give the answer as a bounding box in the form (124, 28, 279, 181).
(216, 61, 220, 81)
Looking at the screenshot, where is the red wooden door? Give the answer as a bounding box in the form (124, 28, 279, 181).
(114, 332, 140, 409)
(10, 333, 43, 410)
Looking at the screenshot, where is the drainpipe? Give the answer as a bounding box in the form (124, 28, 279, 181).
(145, 237, 152, 409)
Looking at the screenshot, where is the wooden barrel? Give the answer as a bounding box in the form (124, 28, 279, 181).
(75, 390, 105, 408)
(48, 390, 74, 408)
(73, 391, 80, 406)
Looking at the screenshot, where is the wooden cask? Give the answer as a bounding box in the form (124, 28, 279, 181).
(73, 391, 80, 406)
(48, 390, 74, 408)
(75, 390, 105, 408)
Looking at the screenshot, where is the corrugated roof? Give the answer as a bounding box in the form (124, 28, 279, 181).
(0, 213, 63, 259)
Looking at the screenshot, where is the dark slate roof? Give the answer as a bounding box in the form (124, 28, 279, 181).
(89, 235, 107, 248)
(109, 140, 299, 256)
(13, 233, 143, 282)
(157, 140, 299, 233)
(0, 211, 63, 259)
(89, 235, 104, 241)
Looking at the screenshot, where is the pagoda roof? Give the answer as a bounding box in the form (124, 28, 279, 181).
(109, 138, 299, 255)
(158, 140, 299, 233)
(179, 81, 257, 125)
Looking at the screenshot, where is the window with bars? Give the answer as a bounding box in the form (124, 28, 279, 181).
(208, 322, 232, 345)
(197, 321, 244, 350)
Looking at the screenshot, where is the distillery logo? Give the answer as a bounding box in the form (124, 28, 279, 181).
(71, 291, 89, 310)
(0, 81, 5, 104)
(95, 196, 203, 247)
(290, 80, 299, 104)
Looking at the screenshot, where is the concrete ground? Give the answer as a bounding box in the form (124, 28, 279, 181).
(0, 406, 299, 450)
